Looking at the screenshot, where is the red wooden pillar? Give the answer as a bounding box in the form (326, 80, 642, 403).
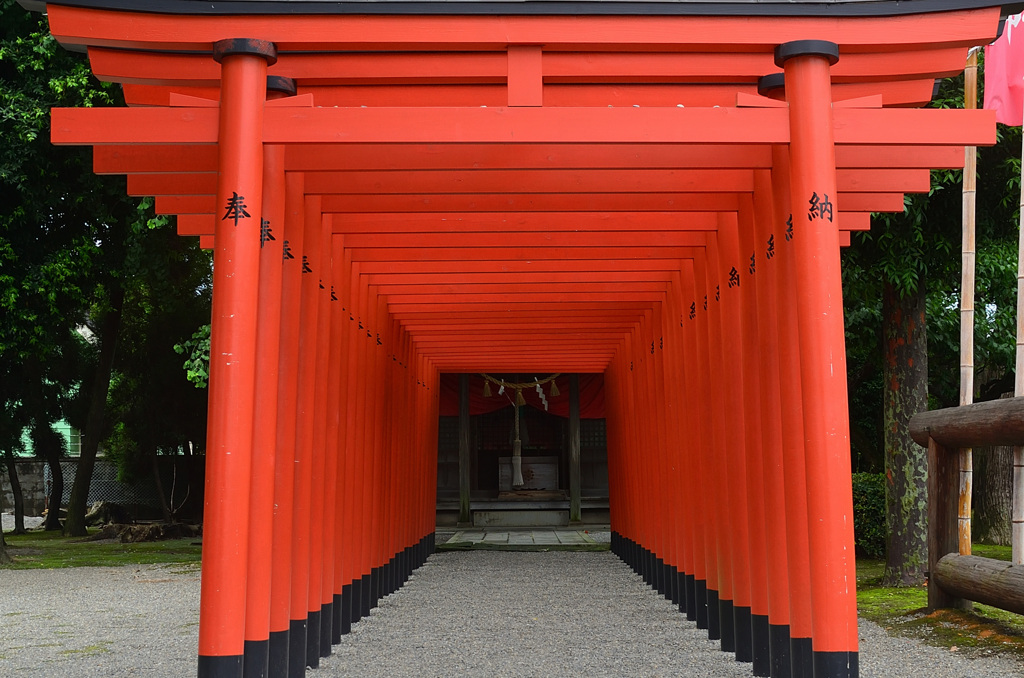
(366, 282, 385, 609)
(323, 232, 346, 646)
(702, 236, 733, 645)
(242, 76, 293, 678)
(198, 38, 274, 678)
(606, 348, 625, 558)
(356, 271, 376, 619)
(305, 210, 333, 664)
(691, 254, 721, 638)
(780, 40, 859, 677)
(680, 260, 711, 628)
(267, 171, 305, 678)
(752, 168, 794, 678)
(664, 280, 692, 615)
(332, 243, 355, 637)
(653, 301, 680, 605)
(717, 213, 754, 662)
(772, 145, 816, 678)
(737, 196, 772, 676)
(337, 246, 360, 635)
(635, 313, 656, 588)
(288, 193, 323, 676)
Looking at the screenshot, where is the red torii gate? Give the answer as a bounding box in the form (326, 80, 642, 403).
(37, 1, 1003, 677)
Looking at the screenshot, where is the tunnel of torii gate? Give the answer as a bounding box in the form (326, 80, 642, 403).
(36, 0, 1007, 676)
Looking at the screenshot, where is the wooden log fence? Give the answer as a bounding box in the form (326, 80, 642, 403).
(910, 397, 1024, 613)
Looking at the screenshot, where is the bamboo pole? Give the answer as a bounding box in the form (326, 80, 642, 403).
(1014, 111, 1024, 565)
(959, 49, 978, 557)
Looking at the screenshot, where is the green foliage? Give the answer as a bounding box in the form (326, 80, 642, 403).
(852, 472, 887, 559)
(174, 324, 211, 389)
(0, 3, 212, 499)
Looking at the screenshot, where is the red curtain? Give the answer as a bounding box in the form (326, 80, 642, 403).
(437, 373, 605, 419)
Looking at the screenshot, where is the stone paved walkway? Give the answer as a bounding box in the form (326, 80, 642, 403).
(441, 528, 611, 547)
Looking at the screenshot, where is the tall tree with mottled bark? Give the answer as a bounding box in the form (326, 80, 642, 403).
(843, 71, 1021, 584)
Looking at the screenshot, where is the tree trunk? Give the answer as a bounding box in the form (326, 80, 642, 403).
(0, 527, 11, 565)
(5, 457, 26, 535)
(150, 448, 173, 523)
(882, 281, 930, 586)
(974, 429, 1013, 546)
(63, 286, 124, 537)
(34, 425, 65, 532)
(43, 455, 63, 532)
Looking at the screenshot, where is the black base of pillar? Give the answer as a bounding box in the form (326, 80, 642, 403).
(340, 584, 353, 634)
(370, 568, 380, 609)
(351, 579, 362, 624)
(331, 593, 343, 644)
(198, 654, 243, 678)
(813, 651, 858, 678)
(305, 609, 320, 668)
(674, 569, 684, 609)
(287, 618, 306, 678)
(719, 598, 736, 652)
(320, 602, 333, 657)
(768, 623, 791, 678)
(707, 588, 721, 640)
(268, 629, 289, 678)
(685, 573, 697, 621)
(751, 613, 770, 676)
(664, 563, 674, 602)
(243, 639, 269, 678)
(733, 604, 752, 662)
(382, 559, 392, 597)
(360, 573, 372, 617)
(791, 637, 813, 678)
(694, 579, 708, 629)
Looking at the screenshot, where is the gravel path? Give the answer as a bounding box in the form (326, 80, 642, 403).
(2, 551, 1022, 677)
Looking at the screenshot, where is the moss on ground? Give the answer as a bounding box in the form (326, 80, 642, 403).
(1, 529, 202, 569)
(856, 549, 1024, 661)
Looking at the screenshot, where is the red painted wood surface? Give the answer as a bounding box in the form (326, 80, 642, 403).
(44, 4, 1005, 674)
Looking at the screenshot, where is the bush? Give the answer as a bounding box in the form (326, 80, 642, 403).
(852, 472, 887, 559)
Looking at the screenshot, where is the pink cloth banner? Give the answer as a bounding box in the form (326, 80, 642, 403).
(985, 13, 1024, 126)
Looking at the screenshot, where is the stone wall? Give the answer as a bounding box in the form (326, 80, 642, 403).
(0, 461, 47, 516)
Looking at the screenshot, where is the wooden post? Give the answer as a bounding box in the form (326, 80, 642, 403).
(771, 144, 814, 678)
(752, 168, 793, 678)
(242, 85, 290, 678)
(569, 374, 582, 524)
(458, 374, 471, 525)
(780, 40, 858, 677)
(1015, 77, 1024, 566)
(268, 171, 304, 677)
(198, 38, 273, 678)
(960, 48, 978, 557)
(927, 438, 969, 610)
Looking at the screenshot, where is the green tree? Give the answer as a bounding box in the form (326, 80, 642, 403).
(102, 214, 210, 521)
(843, 70, 1021, 584)
(0, 2, 210, 535)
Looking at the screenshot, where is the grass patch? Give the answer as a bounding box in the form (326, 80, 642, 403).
(857, 551, 1024, 661)
(971, 543, 1012, 562)
(1, 529, 201, 570)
